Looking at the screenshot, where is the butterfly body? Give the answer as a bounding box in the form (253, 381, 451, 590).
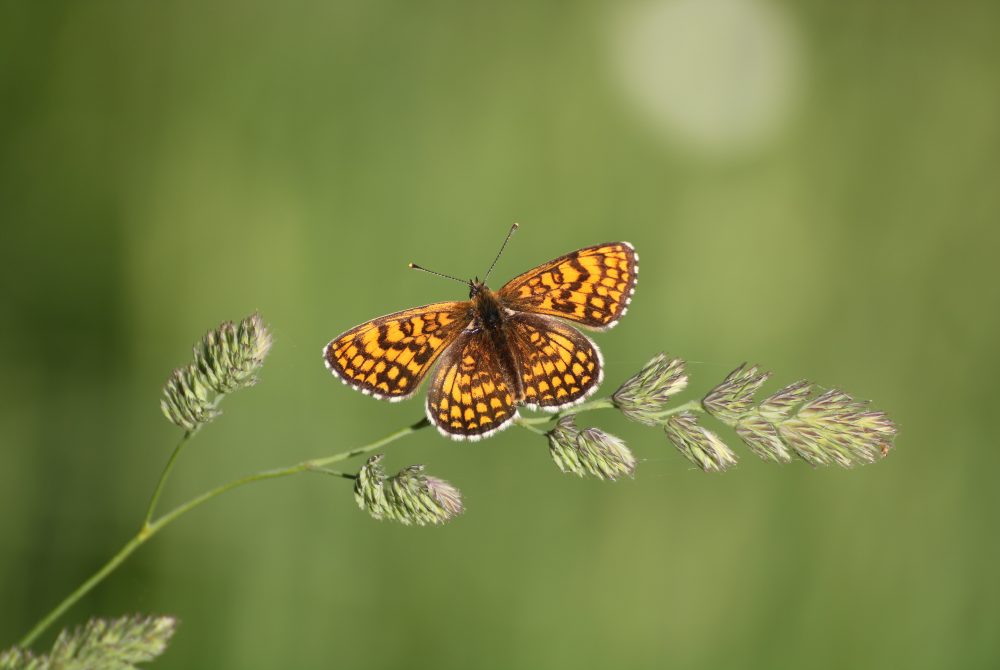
(324, 241, 638, 440)
(471, 282, 519, 386)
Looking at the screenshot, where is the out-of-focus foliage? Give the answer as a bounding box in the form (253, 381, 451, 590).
(1, 616, 176, 670)
(1, 0, 997, 668)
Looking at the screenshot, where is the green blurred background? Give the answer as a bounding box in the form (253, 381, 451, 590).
(2, 0, 998, 667)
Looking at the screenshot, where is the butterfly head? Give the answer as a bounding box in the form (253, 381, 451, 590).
(468, 278, 489, 299)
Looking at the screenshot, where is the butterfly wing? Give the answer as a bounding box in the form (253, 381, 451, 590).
(498, 242, 638, 330)
(425, 330, 520, 440)
(324, 302, 472, 401)
(507, 313, 603, 411)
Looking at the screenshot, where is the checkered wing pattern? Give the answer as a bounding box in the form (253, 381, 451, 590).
(324, 302, 472, 400)
(498, 242, 637, 330)
(425, 331, 519, 440)
(508, 314, 603, 410)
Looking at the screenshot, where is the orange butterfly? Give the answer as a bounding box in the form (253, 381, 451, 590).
(323, 226, 638, 440)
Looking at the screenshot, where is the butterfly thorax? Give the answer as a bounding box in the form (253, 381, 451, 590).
(469, 280, 506, 331)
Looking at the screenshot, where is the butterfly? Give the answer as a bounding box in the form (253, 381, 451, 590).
(323, 225, 638, 440)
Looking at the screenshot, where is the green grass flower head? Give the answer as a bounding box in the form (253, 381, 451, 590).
(612, 353, 688, 425)
(354, 455, 463, 526)
(664, 412, 738, 472)
(546, 416, 636, 481)
(160, 312, 273, 431)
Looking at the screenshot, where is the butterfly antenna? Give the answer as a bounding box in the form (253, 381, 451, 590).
(482, 222, 519, 283)
(408, 263, 467, 285)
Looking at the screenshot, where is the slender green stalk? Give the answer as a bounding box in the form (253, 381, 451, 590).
(15, 533, 150, 651)
(516, 397, 703, 427)
(18, 397, 619, 650)
(149, 418, 431, 537)
(559, 397, 616, 418)
(310, 468, 357, 479)
(141, 431, 193, 528)
(640, 398, 704, 420)
(516, 398, 616, 426)
(514, 420, 547, 435)
(17, 418, 429, 649)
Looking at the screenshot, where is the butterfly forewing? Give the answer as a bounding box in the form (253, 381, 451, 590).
(425, 331, 519, 440)
(498, 242, 638, 330)
(324, 302, 471, 400)
(508, 314, 603, 410)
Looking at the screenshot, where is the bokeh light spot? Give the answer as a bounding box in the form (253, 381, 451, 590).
(612, 0, 803, 155)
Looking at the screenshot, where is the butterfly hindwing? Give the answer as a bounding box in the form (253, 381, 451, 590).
(324, 302, 472, 401)
(508, 313, 603, 410)
(426, 330, 519, 440)
(498, 242, 638, 330)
